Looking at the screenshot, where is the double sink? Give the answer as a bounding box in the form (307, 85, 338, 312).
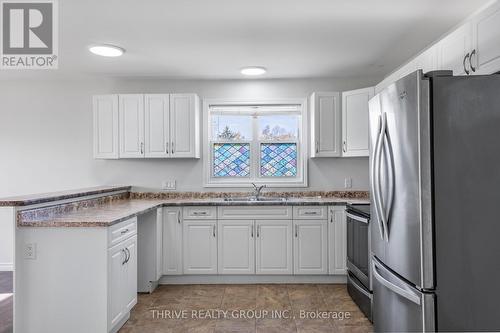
(223, 196, 287, 202)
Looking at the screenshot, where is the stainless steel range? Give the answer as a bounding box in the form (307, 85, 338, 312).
(345, 203, 372, 322)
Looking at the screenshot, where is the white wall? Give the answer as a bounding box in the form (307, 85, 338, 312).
(0, 76, 376, 197)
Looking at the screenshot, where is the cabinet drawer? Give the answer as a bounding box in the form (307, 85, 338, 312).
(108, 217, 137, 248)
(218, 206, 292, 220)
(293, 206, 327, 219)
(183, 206, 217, 220)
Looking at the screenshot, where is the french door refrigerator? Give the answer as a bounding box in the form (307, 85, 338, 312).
(369, 70, 500, 332)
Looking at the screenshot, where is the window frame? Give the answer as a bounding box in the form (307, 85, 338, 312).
(203, 98, 308, 188)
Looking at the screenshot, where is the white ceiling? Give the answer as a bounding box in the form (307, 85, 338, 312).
(1, 0, 491, 80)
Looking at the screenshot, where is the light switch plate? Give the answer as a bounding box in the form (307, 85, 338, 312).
(162, 180, 176, 190)
(344, 178, 352, 189)
(24, 243, 36, 259)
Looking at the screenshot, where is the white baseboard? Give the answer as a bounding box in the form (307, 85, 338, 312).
(159, 275, 347, 285)
(0, 263, 13, 271)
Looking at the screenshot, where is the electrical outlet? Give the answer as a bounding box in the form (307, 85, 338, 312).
(162, 180, 176, 190)
(24, 243, 36, 259)
(344, 177, 352, 189)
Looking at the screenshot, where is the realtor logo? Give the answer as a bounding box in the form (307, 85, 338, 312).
(1, 0, 58, 69)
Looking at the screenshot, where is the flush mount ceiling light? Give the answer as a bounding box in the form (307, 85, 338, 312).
(240, 66, 267, 76)
(89, 44, 125, 57)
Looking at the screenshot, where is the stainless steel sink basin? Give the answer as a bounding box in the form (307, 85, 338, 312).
(223, 196, 287, 202)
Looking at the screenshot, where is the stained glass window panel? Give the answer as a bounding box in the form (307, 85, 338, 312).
(260, 143, 297, 177)
(213, 143, 250, 177)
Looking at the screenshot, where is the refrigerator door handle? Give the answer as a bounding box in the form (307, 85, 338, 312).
(372, 259, 421, 305)
(379, 112, 394, 240)
(371, 114, 385, 241)
(374, 113, 388, 241)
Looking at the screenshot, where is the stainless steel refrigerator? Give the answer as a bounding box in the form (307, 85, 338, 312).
(369, 70, 500, 332)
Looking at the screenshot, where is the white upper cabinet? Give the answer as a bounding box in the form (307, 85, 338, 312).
(94, 93, 200, 159)
(376, 1, 500, 91)
(414, 47, 438, 73)
(310, 92, 341, 157)
(145, 94, 170, 158)
(93, 95, 119, 159)
(472, 2, 500, 75)
(341, 87, 374, 157)
(119, 94, 145, 158)
(170, 94, 200, 158)
(437, 22, 472, 75)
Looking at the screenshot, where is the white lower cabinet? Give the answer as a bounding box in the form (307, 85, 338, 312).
(328, 206, 347, 275)
(293, 219, 328, 275)
(183, 220, 218, 274)
(162, 207, 183, 275)
(107, 232, 137, 331)
(218, 220, 255, 274)
(255, 220, 293, 275)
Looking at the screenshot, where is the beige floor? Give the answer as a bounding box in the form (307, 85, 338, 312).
(119, 284, 373, 333)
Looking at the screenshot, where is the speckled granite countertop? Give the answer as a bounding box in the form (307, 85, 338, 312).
(18, 196, 370, 227)
(0, 185, 131, 206)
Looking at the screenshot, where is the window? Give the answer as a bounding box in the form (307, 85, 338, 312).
(204, 99, 308, 187)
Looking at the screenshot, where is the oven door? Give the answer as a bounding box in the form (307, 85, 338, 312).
(346, 210, 370, 288)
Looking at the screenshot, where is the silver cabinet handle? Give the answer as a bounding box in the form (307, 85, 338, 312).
(343, 141, 347, 153)
(172, 142, 175, 154)
(193, 211, 208, 216)
(257, 225, 260, 238)
(120, 228, 129, 235)
(315, 141, 319, 153)
(166, 141, 169, 154)
(177, 211, 181, 224)
(121, 249, 127, 265)
(330, 211, 334, 223)
(140, 142, 144, 154)
(295, 225, 298, 238)
(463, 53, 470, 75)
(470, 49, 476, 72)
(125, 248, 130, 264)
(213, 224, 216, 237)
(251, 224, 254, 238)
(303, 211, 318, 215)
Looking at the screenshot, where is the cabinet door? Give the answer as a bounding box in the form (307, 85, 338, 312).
(438, 23, 472, 75)
(342, 87, 374, 157)
(293, 220, 328, 275)
(328, 206, 347, 275)
(255, 220, 292, 275)
(162, 208, 183, 275)
(218, 220, 255, 274)
(472, 3, 500, 75)
(145, 94, 170, 158)
(123, 235, 138, 313)
(414, 47, 438, 73)
(183, 220, 217, 274)
(119, 94, 145, 158)
(310, 92, 341, 157)
(170, 94, 200, 158)
(93, 95, 119, 159)
(107, 243, 125, 329)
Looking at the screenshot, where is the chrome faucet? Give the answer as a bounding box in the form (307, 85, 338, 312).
(251, 183, 267, 200)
